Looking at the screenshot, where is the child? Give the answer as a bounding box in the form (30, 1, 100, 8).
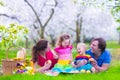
(72, 43, 95, 73)
(45, 34, 78, 76)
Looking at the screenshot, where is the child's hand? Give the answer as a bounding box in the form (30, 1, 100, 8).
(51, 50, 58, 59)
(71, 61, 77, 68)
(76, 59, 87, 67)
(53, 54, 58, 59)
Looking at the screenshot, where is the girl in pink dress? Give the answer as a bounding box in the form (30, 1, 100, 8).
(32, 39, 58, 73)
(45, 34, 78, 76)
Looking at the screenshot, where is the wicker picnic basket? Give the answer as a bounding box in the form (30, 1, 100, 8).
(2, 48, 26, 75)
(2, 59, 25, 75)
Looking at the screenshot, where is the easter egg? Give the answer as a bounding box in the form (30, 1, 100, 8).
(86, 70, 91, 74)
(80, 69, 86, 73)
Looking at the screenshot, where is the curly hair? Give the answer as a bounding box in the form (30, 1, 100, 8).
(55, 34, 71, 47)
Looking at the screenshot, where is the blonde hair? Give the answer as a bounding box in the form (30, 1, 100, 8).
(77, 43, 87, 50)
(55, 34, 71, 47)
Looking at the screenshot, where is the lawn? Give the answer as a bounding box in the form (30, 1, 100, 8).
(0, 41, 120, 80)
(0, 65, 120, 80)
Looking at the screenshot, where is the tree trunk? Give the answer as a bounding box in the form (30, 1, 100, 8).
(76, 16, 83, 43)
(41, 27, 44, 39)
(118, 32, 120, 45)
(24, 0, 57, 39)
(76, 20, 80, 43)
(50, 35, 55, 46)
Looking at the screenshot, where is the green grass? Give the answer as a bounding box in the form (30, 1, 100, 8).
(0, 41, 120, 80)
(0, 65, 120, 80)
(106, 41, 120, 49)
(0, 50, 17, 64)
